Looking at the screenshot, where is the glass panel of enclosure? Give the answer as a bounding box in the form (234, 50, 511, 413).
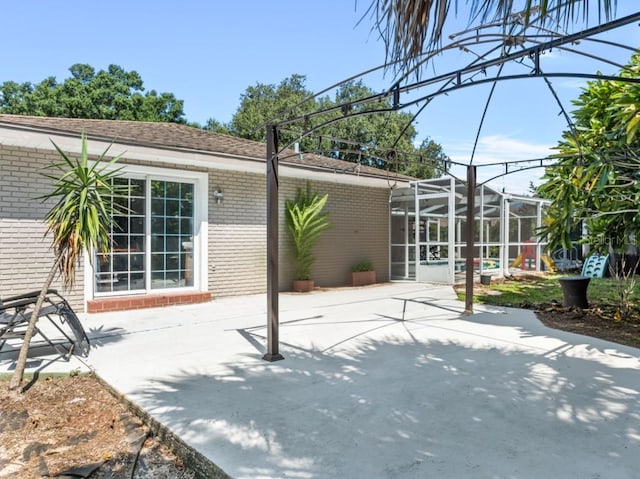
(508, 199, 541, 272)
(480, 188, 502, 272)
(390, 178, 547, 283)
(426, 216, 449, 259)
(453, 188, 472, 274)
(390, 193, 416, 280)
(95, 177, 195, 295)
(416, 193, 452, 283)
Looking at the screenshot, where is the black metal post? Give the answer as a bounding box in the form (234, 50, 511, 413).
(263, 124, 284, 362)
(465, 165, 476, 314)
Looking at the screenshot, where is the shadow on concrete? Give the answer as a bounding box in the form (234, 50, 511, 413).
(86, 325, 128, 349)
(130, 321, 640, 479)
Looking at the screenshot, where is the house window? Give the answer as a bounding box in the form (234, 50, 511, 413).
(94, 174, 198, 295)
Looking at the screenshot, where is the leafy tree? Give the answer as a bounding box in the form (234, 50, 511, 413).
(319, 81, 448, 178)
(612, 55, 640, 144)
(537, 53, 640, 321)
(535, 52, 640, 320)
(228, 74, 315, 147)
(0, 80, 38, 114)
(201, 117, 230, 134)
(404, 137, 446, 178)
(537, 53, 640, 256)
(0, 64, 186, 123)
(321, 80, 416, 164)
(9, 135, 127, 392)
(222, 75, 447, 178)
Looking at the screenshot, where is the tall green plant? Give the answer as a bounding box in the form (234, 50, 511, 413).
(9, 133, 126, 392)
(285, 183, 330, 281)
(537, 52, 640, 324)
(612, 255, 639, 321)
(537, 53, 640, 253)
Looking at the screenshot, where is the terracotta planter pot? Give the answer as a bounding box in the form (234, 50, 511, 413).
(351, 271, 376, 287)
(293, 279, 314, 292)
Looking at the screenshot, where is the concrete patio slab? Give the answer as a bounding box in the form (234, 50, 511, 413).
(2, 283, 639, 478)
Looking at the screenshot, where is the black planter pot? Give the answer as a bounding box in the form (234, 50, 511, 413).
(559, 276, 590, 309)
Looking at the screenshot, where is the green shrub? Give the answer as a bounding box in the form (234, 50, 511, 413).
(352, 260, 373, 272)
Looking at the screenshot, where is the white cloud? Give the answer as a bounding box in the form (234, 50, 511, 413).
(444, 134, 555, 195)
(557, 79, 587, 91)
(539, 49, 562, 60)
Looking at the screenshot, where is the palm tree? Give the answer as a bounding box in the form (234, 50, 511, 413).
(369, 0, 617, 73)
(285, 183, 331, 284)
(9, 133, 126, 392)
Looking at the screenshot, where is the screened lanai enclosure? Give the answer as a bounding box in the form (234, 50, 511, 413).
(390, 176, 548, 284)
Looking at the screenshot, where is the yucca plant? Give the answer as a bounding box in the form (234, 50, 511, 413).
(9, 133, 126, 392)
(285, 183, 331, 281)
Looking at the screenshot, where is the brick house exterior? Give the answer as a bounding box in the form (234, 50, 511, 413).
(0, 115, 409, 312)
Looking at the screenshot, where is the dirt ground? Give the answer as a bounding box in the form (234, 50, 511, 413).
(2, 286, 638, 478)
(0, 374, 196, 479)
(535, 303, 640, 349)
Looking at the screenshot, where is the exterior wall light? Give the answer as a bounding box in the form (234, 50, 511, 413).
(212, 187, 224, 204)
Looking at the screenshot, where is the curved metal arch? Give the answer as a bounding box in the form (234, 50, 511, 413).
(272, 11, 640, 154)
(275, 135, 454, 177)
(275, 70, 640, 155)
(478, 159, 565, 186)
(264, 24, 525, 132)
(263, 10, 640, 361)
(387, 0, 584, 86)
(386, 32, 638, 157)
(478, 147, 640, 186)
(266, 9, 640, 161)
(267, 6, 573, 137)
(395, 71, 640, 112)
(393, 11, 640, 98)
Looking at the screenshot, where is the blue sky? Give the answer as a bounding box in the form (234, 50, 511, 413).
(3, 1, 638, 193)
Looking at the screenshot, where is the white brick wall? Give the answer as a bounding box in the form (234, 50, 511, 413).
(1, 144, 393, 309)
(206, 173, 391, 295)
(279, 179, 390, 290)
(207, 170, 267, 297)
(0, 145, 84, 307)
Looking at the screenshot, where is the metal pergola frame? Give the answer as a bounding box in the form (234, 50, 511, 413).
(262, 10, 640, 362)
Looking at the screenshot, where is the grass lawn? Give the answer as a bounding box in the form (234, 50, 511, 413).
(463, 273, 640, 309)
(455, 273, 640, 349)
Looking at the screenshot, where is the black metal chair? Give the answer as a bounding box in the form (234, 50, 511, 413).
(0, 289, 90, 359)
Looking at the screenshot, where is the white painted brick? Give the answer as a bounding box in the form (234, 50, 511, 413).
(2, 144, 392, 306)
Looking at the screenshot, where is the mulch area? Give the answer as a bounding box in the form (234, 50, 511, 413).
(0, 374, 196, 478)
(535, 304, 640, 349)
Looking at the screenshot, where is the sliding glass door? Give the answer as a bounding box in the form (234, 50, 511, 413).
(95, 176, 196, 295)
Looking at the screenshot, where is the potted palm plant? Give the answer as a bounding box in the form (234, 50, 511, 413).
(285, 183, 330, 292)
(351, 260, 376, 286)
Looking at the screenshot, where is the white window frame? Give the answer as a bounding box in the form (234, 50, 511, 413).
(84, 163, 208, 302)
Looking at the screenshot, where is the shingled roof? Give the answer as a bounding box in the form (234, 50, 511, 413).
(0, 114, 412, 181)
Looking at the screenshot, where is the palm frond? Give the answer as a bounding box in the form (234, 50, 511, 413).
(285, 183, 331, 280)
(40, 133, 127, 287)
(370, 0, 617, 74)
